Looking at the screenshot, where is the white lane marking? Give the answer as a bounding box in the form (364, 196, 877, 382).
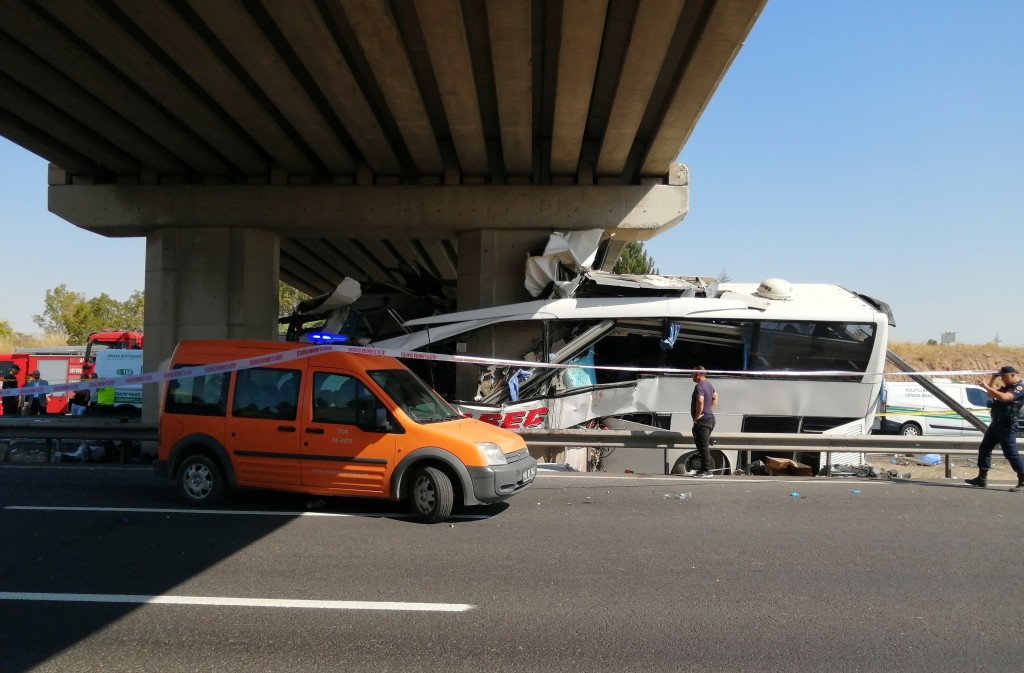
(3, 506, 487, 519)
(0, 592, 473, 612)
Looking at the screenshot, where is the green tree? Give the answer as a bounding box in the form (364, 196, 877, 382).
(279, 282, 310, 318)
(32, 284, 145, 344)
(612, 241, 659, 275)
(114, 290, 145, 332)
(0, 319, 14, 340)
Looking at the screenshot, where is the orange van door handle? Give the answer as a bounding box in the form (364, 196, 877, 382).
(305, 428, 325, 435)
(277, 425, 296, 433)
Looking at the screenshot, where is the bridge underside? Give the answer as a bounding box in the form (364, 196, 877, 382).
(3, 0, 764, 294)
(0, 0, 767, 420)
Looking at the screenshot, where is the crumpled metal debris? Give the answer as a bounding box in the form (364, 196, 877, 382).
(830, 464, 912, 480)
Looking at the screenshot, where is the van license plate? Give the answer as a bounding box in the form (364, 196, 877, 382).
(521, 466, 537, 484)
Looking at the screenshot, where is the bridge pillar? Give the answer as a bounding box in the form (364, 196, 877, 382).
(141, 226, 279, 426)
(453, 229, 548, 399)
(456, 229, 546, 310)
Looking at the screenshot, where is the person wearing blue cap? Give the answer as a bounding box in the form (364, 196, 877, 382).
(966, 365, 1024, 491)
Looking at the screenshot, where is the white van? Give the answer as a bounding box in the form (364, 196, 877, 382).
(93, 349, 144, 413)
(878, 380, 990, 436)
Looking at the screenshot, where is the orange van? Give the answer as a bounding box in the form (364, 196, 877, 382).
(154, 340, 537, 522)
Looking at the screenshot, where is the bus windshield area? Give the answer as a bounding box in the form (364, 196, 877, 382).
(369, 369, 462, 423)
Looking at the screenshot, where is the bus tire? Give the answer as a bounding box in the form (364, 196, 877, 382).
(409, 466, 454, 523)
(671, 451, 727, 475)
(899, 422, 922, 437)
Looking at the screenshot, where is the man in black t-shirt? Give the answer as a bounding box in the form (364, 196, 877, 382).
(1, 364, 21, 417)
(690, 366, 719, 478)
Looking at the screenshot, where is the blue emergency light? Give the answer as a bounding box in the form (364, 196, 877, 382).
(303, 332, 349, 344)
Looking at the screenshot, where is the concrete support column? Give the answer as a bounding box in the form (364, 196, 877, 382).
(142, 226, 279, 425)
(454, 229, 547, 398)
(456, 229, 547, 311)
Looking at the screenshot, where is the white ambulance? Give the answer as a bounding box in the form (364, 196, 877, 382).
(878, 379, 990, 436)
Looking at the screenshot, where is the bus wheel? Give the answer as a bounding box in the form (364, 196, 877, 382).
(410, 466, 454, 523)
(178, 454, 225, 506)
(899, 422, 922, 437)
(672, 451, 726, 475)
(671, 452, 698, 475)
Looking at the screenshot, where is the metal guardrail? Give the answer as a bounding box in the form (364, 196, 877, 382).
(0, 418, 158, 464)
(0, 420, 984, 478)
(518, 429, 983, 479)
(0, 418, 159, 441)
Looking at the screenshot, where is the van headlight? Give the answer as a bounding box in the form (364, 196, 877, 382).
(477, 442, 507, 465)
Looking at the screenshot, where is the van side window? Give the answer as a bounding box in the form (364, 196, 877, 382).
(311, 372, 382, 426)
(232, 368, 300, 420)
(165, 365, 229, 416)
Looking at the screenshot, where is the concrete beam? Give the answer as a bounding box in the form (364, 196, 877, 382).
(486, 0, 532, 178)
(416, 0, 488, 177)
(549, 0, 608, 177)
(641, 0, 767, 175)
(597, 237, 627, 271)
(296, 240, 373, 283)
(280, 239, 347, 289)
(0, 112, 97, 175)
(341, 0, 444, 176)
(0, 73, 139, 175)
(115, 0, 314, 176)
(0, 34, 188, 176)
(186, 0, 355, 175)
(596, 0, 685, 177)
(50, 184, 689, 239)
(36, 0, 258, 175)
(262, 0, 401, 177)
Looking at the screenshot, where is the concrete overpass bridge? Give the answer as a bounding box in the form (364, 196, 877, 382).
(0, 0, 766, 394)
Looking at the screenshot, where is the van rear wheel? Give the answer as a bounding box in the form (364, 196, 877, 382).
(899, 422, 922, 437)
(178, 454, 225, 506)
(410, 466, 454, 523)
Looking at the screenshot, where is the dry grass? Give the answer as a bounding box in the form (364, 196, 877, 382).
(0, 332, 70, 352)
(887, 341, 1024, 382)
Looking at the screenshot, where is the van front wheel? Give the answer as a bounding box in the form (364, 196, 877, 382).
(178, 454, 225, 506)
(410, 466, 454, 523)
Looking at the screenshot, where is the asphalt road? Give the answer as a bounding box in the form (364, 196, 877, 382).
(1, 465, 1021, 673)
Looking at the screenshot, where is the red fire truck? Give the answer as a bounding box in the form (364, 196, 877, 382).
(0, 346, 85, 415)
(82, 331, 143, 377)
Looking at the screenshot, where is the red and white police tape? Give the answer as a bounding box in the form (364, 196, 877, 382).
(0, 341, 1004, 399)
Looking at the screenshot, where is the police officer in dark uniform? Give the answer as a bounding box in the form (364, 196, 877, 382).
(1, 364, 21, 417)
(966, 365, 1024, 492)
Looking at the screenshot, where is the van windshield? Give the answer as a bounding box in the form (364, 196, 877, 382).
(369, 369, 462, 423)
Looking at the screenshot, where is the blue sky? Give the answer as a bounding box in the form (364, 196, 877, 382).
(1, 0, 1021, 345)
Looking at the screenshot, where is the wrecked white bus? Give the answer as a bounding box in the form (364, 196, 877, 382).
(374, 275, 894, 475)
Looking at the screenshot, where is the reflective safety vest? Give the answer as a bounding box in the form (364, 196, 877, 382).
(97, 386, 115, 406)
